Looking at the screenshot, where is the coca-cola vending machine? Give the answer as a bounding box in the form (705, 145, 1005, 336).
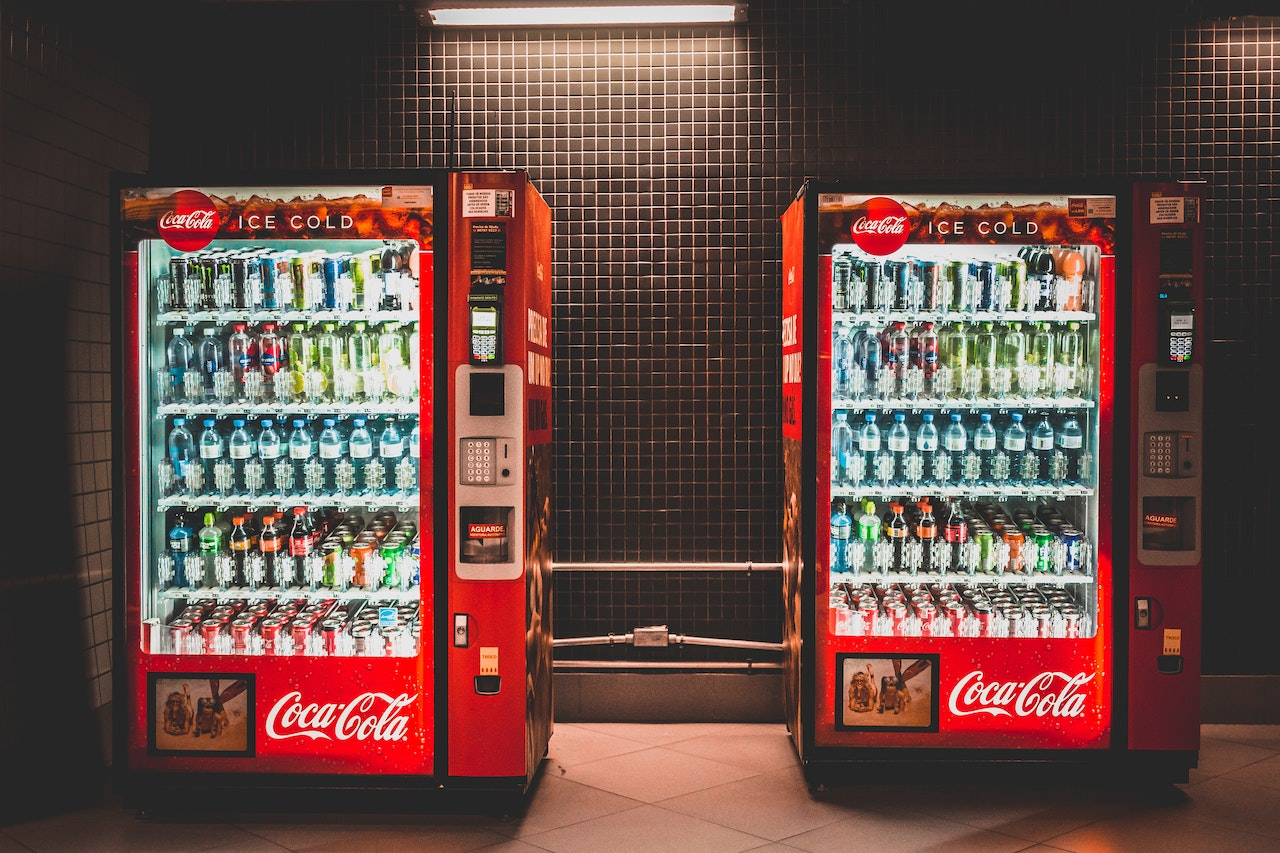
(780, 181, 1204, 781)
(111, 170, 553, 809)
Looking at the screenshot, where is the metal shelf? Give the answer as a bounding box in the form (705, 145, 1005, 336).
(158, 584, 420, 603)
(830, 570, 1095, 587)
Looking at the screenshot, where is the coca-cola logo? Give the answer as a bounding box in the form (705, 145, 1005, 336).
(948, 670, 1094, 719)
(265, 690, 415, 742)
(158, 189, 220, 251)
(850, 196, 911, 256)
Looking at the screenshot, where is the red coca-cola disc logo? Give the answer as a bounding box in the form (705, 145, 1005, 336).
(849, 196, 911, 256)
(157, 189, 221, 251)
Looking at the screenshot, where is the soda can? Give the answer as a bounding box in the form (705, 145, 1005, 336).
(289, 256, 308, 310)
(887, 600, 909, 635)
(1060, 527, 1083, 574)
(230, 618, 253, 650)
(918, 261, 941, 311)
(1003, 529, 1025, 574)
(944, 599, 966, 635)
(975, 527, 995, 573)
(888, 260, 911, 311)
(864, 261, 882, 312)
(168, 618, 194, 651)
(946, 260, 968, 311)
(201, 620, 222, 650)
(1030, 526, 1054, 572)
(975, 262, 996, 311)
(832, 255, 851, 311)
(321, 255, 341, 310)
(1009, 258, 1027, 311)
(321, 618, 341, 655)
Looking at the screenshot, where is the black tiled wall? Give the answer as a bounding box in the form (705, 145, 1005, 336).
(131, 2, 1276, 672)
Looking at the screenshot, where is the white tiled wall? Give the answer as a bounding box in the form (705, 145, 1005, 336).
(1, 2, 147, 716)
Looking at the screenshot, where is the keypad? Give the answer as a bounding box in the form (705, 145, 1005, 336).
(462, 438, 497, 484)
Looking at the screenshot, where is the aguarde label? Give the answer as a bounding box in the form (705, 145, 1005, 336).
(266, 690, 415, 742)
(849, 196, 911, 256)
(948, 669, 1094, 719)
(158, 189, 221, 251)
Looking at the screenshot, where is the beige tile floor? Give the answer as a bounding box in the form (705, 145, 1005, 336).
(3, 723, 1278, 852)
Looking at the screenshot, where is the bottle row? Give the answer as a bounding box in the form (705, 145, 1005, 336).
(159, 320, 419, 406)
(830, 581, 1094, 639)
(830, 245, 1095, 315)
(154, 243, 419, 316)
(833, 319, 1089, 402)
(162, 506, 418, 595)
(154, 597, 419, 657)
(829, 497, 1089, 579)
(161, 415, 420, 500)
(832, 410, 1089, 492)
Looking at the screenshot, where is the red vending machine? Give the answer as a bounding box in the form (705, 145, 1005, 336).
(780, 182, 1203, 782)
(111, 170, 553, 809)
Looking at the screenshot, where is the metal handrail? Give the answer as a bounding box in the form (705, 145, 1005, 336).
(551, 561, 783, 572)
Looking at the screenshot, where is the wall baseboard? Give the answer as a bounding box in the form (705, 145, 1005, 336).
(554, 672, 1280, 725)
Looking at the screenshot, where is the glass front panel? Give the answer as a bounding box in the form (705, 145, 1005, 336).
(138, 238, 422, 657)
(826, 240, 1101, 641)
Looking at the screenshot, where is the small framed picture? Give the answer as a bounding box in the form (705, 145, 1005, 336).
(836, 654, 939, 732)
(148, 674, 255, 757)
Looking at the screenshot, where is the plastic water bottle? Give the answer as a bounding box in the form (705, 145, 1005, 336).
(941, 413, 967, 489)
(1029, 321, 1055, 395)
(886, 320, 910, 395)
(1001, 412, 1029, 487)
(348, 321, 375, 398)
(317, 322, 341, 400)
(318, 418, 343, 495)
(855, 328, 883, 394)
(1056, 415, 1085, 486)
(831, 411, 856, 487)
(197, 511, 221, 589)
(830, 499, 852, 573)
(229, 515, 251, 589)
(199, 419, 224, 496)
(348, 417, 374, 493)
(1031, 414, 1055, 486)
(833, 321, 855, 399)
(912, 321, 939, 397)
(168, 511, 195, 589)
(227, 323, 255, 388)
(915, 412, 938, 486)
(379, 417, 405, 493)
(858, 413, 882, 489)
(939, 321, 968, 399)
(886, 502, 909, 573)
(258, 419, 283, 493)
(916, 500, 937, 575)
(166, 328, 197, 402)
(257, 322, 285, 378)
(228, 418, 254, 493)
(943, 500, 968, 574)
(167, 417, 196, 495)
(289, 418, 314, 490)
(1056, 321, 1085, 397)
(198, 327, 225, 401)
(887, 412, 910, 486)
(974, 413, 998, 485)
(999, 322, 1027, 396)
(973, 322, 998, 398)
(856, 499, 880, 574)
(408, 423, 421, 490)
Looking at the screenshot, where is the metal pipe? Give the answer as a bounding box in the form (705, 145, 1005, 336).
(553, 660, 783, 671)
(552, 633, 783, 652)
(551, 561, 783, 572)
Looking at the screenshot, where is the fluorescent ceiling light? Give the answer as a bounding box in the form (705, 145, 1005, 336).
(425, 2, 744, 27)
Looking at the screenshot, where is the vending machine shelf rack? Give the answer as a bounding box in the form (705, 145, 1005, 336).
(831, 486, 1093, 500)
(156, 402, 418, 418)
(157, 585, 420, 603)
(834, 309, 1095, 326)
(156, 309, 419, 326)
(832, 397, 1095, 412)
(157, 495, 420, 512)
(830, 570, 1094, 587)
